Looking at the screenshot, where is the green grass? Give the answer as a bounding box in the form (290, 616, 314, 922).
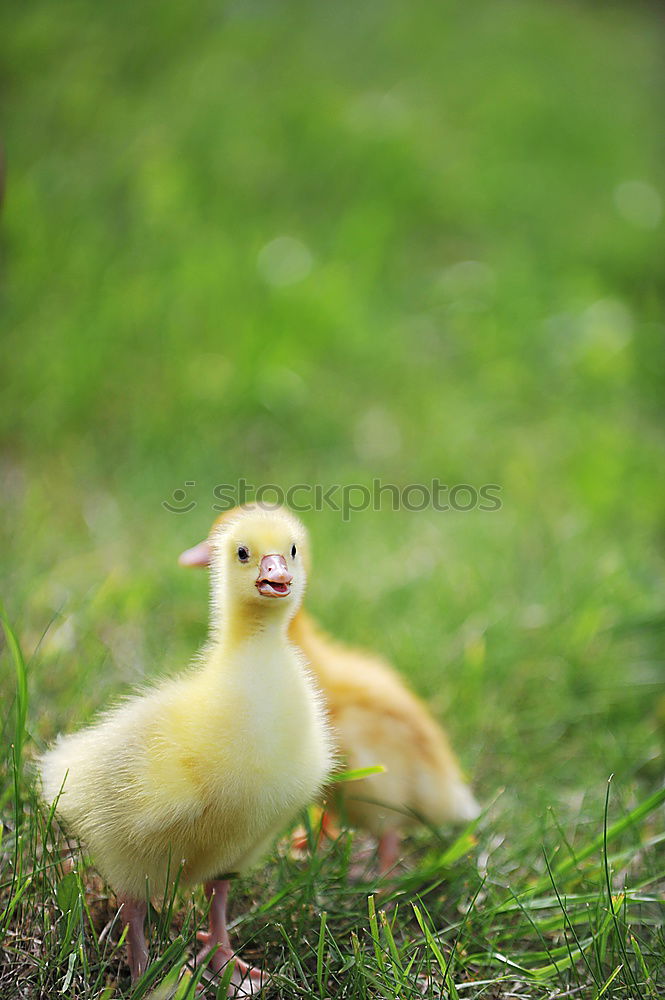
(1, 0, 665, 995)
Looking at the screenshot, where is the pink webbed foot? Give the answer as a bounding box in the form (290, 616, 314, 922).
(196, 934, 267, 996)
(195, 879, 268, 997)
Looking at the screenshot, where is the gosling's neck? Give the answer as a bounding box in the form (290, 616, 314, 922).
(202, 606, 299, 690)
(210, 595, 296, 655)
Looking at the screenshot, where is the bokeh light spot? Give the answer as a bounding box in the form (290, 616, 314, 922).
(614, 180, 662, 229)
(257, 236, 314, 287)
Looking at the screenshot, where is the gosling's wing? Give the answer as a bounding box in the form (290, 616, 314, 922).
(40, 685, 208, 840)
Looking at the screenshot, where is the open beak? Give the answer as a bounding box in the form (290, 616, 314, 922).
(256, 554, 293, 598)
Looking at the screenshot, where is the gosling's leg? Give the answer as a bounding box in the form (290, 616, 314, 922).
(378, 830, 401, 876)
(197, 879, 267, 996)
(119, 896, 149, 981)
(291, 807, 340, 852)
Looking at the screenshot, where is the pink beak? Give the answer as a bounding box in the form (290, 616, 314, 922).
(256, 554, 293, 598)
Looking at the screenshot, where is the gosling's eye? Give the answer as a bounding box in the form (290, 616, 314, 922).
(237, 546, 250, 563)
(291, 544, 297, 559)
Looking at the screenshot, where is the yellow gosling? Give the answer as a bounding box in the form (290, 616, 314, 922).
(40, 506, 333, 995)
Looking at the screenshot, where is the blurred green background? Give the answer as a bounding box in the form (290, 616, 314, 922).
(2, 0, 664, 845)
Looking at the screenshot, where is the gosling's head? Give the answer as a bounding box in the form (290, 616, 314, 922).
(180, 504, 310, 625)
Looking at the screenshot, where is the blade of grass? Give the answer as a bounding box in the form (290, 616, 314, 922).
(628, 932, 657, 999)
(601, 776, 642, 998)
(0, 602, 29, 769)
(379, 907, 403, 974)
(367, 895, 386, 975)
(542, 846, 598, 989)
(330, 766, 385, 783)
(413, 902, 459, 1000)
(215, 957, 238, 999)
(0, 603, 29, 938)
(131, 935, 187, 999)
(595, 964, 623, 999)
(316, 909, 327, 998)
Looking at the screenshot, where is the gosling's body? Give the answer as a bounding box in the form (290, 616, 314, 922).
(40, 506, 333, 992)
(290, 611, 479, 839)
(41, 634, 328, 898)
